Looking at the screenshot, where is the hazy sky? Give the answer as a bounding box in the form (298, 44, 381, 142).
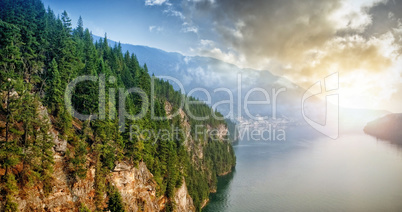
(42, 0, 402, 112)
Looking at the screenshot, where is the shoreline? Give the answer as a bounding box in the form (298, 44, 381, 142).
(201, 165, 235, 209)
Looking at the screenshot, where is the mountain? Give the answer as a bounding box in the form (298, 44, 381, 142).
(364, 113, 402, 144)
(0, 1, 235, 211)
(92, 35, 309, 121)
(94, 36, 390, 136)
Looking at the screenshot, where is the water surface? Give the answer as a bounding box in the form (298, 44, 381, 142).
(203, 132, 402, 212)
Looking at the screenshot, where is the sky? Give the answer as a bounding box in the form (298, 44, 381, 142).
(42, 0, 402, 113)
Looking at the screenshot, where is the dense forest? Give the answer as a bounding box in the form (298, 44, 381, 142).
(0, 0, 236, 211)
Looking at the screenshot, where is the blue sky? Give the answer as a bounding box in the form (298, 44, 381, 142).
(42, 0, 202, 53)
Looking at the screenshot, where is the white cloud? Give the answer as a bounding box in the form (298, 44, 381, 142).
(330, 0, 373, 33)
(192, 39, 247, 68)
(145, 0, 168, 6)
(161, 4, 199, 34)
(149, 25, 164, 33)
(181, 22, 198, 33)
(163, 8, 185, 20)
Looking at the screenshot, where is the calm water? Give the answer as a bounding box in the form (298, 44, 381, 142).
(203, 131, 402, 212)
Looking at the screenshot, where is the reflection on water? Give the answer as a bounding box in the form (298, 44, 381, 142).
(203, 130, 402, 212)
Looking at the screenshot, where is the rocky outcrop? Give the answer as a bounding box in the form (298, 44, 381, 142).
(164, 101, 235, 208)
(207, 124, 229, 141)
(13, 153, 192, 211)
(51, 129, 67, 153)
(14, 152, 97, 211)
(5, 100, 228, 211)
(12, 105, 95, 211)
(9, 103, 194, 211)
(110, 161, 160, 212)
(164, 101, 200, 159)
(174, 179, 195, 212)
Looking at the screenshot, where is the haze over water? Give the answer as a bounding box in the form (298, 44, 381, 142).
(203, 130, 402, 212)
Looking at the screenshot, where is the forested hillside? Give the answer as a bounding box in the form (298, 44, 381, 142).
(0, 0, 236, 211)
(364, 113, 402, 145)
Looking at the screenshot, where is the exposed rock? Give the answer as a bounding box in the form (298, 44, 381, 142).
(13, 154, 167, 211)
(11, 103, 169, 211)
(109, 162, 160, 212)
(174, 179, 195, 212)
(15, 152, 96, 211)
(113, 161, 132, 172)
(165, 101, 173, 117)
(51, 129, 67, 153)
(215, 124, 229, 141)
(200, 199, 209, 209)
(6, 100, 229, 211)
(38, 104, 67, 153)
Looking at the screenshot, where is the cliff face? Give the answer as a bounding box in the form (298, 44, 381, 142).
(173, 180, 195, 212)
(164, 101, 235, 197)
(1, 94, 233, 211)
(109, 162, 160, 212)
(12, 150, 194, 212)
(14, 152, 96, 211)
(2, 104, 196, 212)
(0, 96, 235, 212)
(166, 101, 234, 171)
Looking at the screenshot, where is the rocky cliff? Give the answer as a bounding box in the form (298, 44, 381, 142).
(1, 102, 197, 212)
(1, 100, 236, 211)
(0, 90, 235, 212)
(8, 142, 195, 211)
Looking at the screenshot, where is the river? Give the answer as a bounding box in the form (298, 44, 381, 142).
(203, 130, 402, 211)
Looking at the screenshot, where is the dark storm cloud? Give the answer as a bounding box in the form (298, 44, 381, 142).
(182, 0, 400, 77)
(364, 0, 402, 54)
(364, 0, 402, 37)
(185, 0, 343, 65)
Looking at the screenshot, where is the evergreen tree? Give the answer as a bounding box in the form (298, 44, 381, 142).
(74, 16, 84, 39)
(3, 173, 19, 212)
(61, 10, 72, 34)
(0, 1, 236, 210)
(107, 189, 125, 212)
(46, 58, 62, 113)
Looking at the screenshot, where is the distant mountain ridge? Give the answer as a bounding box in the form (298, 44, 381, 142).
(93, 35, 392, 133)
(92, 35, 306, 121)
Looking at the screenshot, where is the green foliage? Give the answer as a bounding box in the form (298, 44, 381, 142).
(78, 203, 91, 212)
(2, 173, 19, 212)
(107, 187, 125, 212)
(66, 134, 88, 180)
(94, 156, 107, 211)
(46, 59, 62, 112)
